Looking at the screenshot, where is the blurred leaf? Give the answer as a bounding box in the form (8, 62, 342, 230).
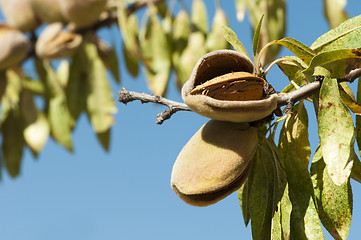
(191, 0, 208, 34)
(235, 0, 246, 22)
(311, 148, 352, 240)
(178, 32, 207, 88)
(269, 38, 315, 65)
(339, 83, 361, 115)
(253, 14, 264, 57)
(84, 41, 117, 133)
(2, 109, 24, 178)
(144, 6, 172, 96)
(117, 1, 139, 54)
(122, 42, 139, 78)
(311, 14, 361, 53)
(21, 77, 44, 95)
(278, 102, 325, 239)
(65, 45, 88, 125)
(42, 61, 73, 151)
(205, 6, 230, 52)
(56, 60, 70, 87)
(323, 0, 349, 29)
(172, 8, 191, 90)
(1, 70, 22, 123)
(303, 48, 361, 78)
(20, 89, 49, 154)
(96, 128, 111, 152)
(221, 26, 251, 60)
(318, 76, 355, 185)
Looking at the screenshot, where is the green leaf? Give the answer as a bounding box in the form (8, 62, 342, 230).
(235, 0, 246, 22)
(350, 150, 361, 184)
(191, 0, 208, 34)
(122, 42, 139, 78)
(278, 102, 325, 239)
(237, 172, 251, 227)
(268, 38, 315, 65)
(277, 56, 309, 92)
(96, 128, 111, 152)
(205, 6, 230, 52)
(2, 109, 24, 178)
(318, 76, 355, 185)
(311, 148, 353, 240)
(339, 83, 361, 115)
(144, 5, 172, 96)
(20, 89, 49, 154)
(356, 76, 361, 156)
(323, 0, 349, 29)
(117, 1, 139, 54)
(42, 61, 73, 151)
(1, 70, 22, 123)
(253, 14, 264, 57)
(221, 26, 251, 60)
(84, 41, 117, 134)
(311, 14, 361, 52)
(303, 48, 361, 78)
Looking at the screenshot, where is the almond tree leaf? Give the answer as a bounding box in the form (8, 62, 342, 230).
(84, 41, 117, 133)
(350, 150, 361, 184)
(311, 14, 361, 52)
(323, 0, 349, 29)
(269, 38, 315, 65)
(237, 158, 254, 227)
(42, 62, 73, 151)
(356, 76, 361, 155)
(235, 0, 246, 22)
(96, 128, 111, 152)
(22, 77, 44, 95)
(56, 60, 70, 87)
(96, 40, 120, 84)
(310, 147, 353, 240)
(339, 83, 361, 115)
(2, 109, 24, 178)
(253, 14, 265, 58)
(318, 76, 355, 185)
(303, 48, 361, 78)
(277, 56, 309, 92)
(278, 102, 325, 240)
(249, 136, 277, 240)
(205, 6, 230, 52)
(117, 1, 139, 54)
(191, 0, 208, 34)
(221, 26, 251, 60)
(1, 70, 22, 123)
(123, 42, 139, 78)
(144, 5, 172, 96)
(20, 89, 49, 154)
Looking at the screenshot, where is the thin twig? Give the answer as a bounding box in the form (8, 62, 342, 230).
(118, 87, 191, 124)
(118, 68, 361, 124)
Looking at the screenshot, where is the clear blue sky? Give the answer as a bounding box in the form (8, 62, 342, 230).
(0, 1, 361, 240)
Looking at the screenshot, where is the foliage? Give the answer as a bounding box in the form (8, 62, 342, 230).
(0, 0, 360, 239)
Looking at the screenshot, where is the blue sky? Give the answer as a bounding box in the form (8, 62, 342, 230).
(0, 1, 361, 240)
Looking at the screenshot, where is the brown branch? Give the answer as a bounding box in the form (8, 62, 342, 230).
(118, 69, 361, 124)
(118, 87, 191, 125)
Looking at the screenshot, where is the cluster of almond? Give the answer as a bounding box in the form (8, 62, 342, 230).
(171, 50, 279, 206)
(0, 0, 107, 68)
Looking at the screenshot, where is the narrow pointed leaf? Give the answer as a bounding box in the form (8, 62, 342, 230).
(1, 70, 22, 122)
(269, 38, 315, 65)
(303, 48, 361, 78)
(96, 128, 111, 152)
(350, 150, 361, 183)
(318, 76, 355, 185)
(205, 6, 230, 52)
(237, 172, 251, 227)
(311, 14, 361, 52)
(84, 41, 117, 134)
(2, 110, 24, 178)
(253, 14, 264, 57)
(123, 42, 139, 78)
(356, 76, 361, 155)
(323, 0, 349, 29)
(311, 148, 352, 240)
(235, 0, 246, 22)
(191, 0, 208, 34)
(221, 26, 251, 60)
(278, 102, 325, 239)
(339, 83, 361, 115)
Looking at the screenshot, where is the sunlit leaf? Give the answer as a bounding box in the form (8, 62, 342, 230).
(191, 0, 208, 34)
(56, 60, 70, 87)
(311, 14, 361, 52)
(323, 0, 349, 29)
(84, 41, 117, 134)
(253, 14, 264, 58)
(303, 48, 361, 78)
(311, 147, 352, 240)
(268, 38, 315, 65)
(144, 5, 172, 96)
(221, 26, 250, 60)
(117, 1, 139, 54)
(318, 76, 355, 185)
(235, 0, 246, 22)
(1, 70, 22, 123)
(339, 83, 361, 115)
(356, 76, 361, 156)
(350, 150, 361, 184)
(277, 56, 309, 92)
(278, 102, 325, 239)
(20, 89, 49, 154)
(205, 6, 230, 52)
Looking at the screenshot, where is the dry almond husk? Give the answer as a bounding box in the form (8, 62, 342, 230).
(182, 50, 278, 123)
